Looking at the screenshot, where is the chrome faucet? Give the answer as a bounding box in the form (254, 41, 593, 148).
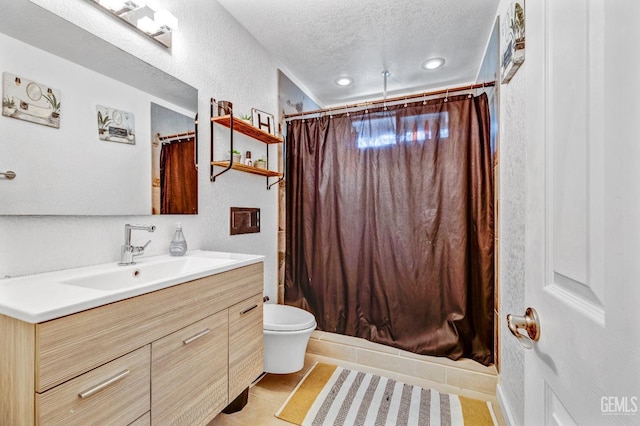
(118, 224, 156, 266)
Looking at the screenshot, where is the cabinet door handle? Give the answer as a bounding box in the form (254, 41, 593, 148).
(183, 328, 211, 345)
(240, 304, 258, 315)
(78, 369, 130, 399)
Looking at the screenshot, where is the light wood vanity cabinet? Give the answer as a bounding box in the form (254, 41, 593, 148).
(229, 293, 264, 400)
(151, 311, 228, 425)
(36, 345, 151, 425)
(0, 262, 264, 425)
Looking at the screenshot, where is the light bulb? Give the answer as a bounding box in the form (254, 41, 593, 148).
(137, 16, 160, 34)
(335, 77, 353, 86)
(422, 57, 446, 70)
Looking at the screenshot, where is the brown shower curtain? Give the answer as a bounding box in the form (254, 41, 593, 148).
(285, 94, 494, 365)
(160, 138, 198, 214)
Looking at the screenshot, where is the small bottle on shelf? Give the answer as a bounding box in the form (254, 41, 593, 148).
(245, 151, 253, 166)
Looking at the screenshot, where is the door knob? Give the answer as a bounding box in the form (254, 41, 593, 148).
(506, 307, 540, 349)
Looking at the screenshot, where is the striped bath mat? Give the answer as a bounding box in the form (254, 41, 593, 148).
(275, 362, 498, 426)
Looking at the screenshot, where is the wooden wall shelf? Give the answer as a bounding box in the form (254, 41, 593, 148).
(211, 161, 282, 178)
(211, 115, 283, 145)
(210, 98, 285, 189)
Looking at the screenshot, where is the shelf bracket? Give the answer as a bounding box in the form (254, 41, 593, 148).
(267, 176, 283, 190)
(210, 98, 234, 182)
(266, 133, 285, 190)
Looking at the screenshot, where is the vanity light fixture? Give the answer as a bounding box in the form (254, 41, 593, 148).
(89, 0, 178, 48)
(335, 77, 354, 87)
(98, 0, 145, 15)
(422, 57, 446, 70)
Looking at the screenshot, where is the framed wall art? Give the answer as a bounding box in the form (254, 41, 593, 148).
(2, 72, 61, 128)
(252, 108, 276, 135)
(500, 0, 525, 84)
(96, 105, 135, 144)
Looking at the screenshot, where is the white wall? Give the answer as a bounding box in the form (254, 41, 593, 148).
(494, 0, 527, 424)
(0, 0, 281, 301)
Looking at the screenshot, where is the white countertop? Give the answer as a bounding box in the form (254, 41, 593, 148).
(0, 250, 264, 323)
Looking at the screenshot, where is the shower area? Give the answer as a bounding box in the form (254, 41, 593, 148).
(281, 84, 496, 367)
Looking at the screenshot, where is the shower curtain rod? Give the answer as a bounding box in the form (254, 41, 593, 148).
(158, 131, 196, 143)
(284, 81, 496, 120)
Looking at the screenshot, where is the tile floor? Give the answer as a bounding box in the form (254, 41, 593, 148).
(208, 353, 506, 426)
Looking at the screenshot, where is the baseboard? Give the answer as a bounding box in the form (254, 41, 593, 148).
(496, 383, 518, 426)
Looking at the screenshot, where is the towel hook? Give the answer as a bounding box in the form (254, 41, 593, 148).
(444, 88, 449, 103)
(423, 92, 427, 105)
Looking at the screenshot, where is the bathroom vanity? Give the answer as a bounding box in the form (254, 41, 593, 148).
(0, 251, 264, 425)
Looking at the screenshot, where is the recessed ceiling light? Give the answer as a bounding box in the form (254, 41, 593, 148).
(422, 57, 446, 70)
(335, 77, 353, 86)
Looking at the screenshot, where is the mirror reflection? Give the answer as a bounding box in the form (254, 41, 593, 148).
(151, 103, 198, 214)
(0, 2, 198, 216)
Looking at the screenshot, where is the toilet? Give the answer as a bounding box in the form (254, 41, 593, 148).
(263, 304, 317, 374)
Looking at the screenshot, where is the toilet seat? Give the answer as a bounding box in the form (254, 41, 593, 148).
(263, 304, 316, 332)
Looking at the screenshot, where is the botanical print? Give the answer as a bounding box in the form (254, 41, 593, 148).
(2, 72, 61, 128)
(500, 0, 525, 84)
(96, 105, 135, 145)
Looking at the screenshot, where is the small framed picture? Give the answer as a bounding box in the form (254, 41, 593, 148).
(2, 72, 61, 129)
(500, 0, 525, 84)
(96, 105, 135, 145)
(251, 108, 276, 135)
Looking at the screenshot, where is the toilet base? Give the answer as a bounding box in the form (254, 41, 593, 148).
(263, 327, 315, 374)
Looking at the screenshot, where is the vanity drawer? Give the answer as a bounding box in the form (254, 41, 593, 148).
(151, 310, 229, 425)
(228, 293, 264, 400)
(36, 262, 263, 392)
(36, 345, 150, 426)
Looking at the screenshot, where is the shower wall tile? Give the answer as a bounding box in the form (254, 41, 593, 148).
(307, 331, 497, 397)
(398, 348, 496, 375)
(356, 348, 447, 384)
(313, 330, 398, 355)
(306, 338, 357, 363)
(446, 367, 497, 395)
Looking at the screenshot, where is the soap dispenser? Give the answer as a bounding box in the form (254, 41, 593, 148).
(169, 222, 187, 256)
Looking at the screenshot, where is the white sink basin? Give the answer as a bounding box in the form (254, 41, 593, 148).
(61, 256, 234, 292)
(0, 250, 264, 323)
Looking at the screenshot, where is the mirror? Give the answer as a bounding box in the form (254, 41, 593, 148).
(0, 1, 198, 215)
(151, 103, 198, 214)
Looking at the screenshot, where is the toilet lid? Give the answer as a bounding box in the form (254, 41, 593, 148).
(263, 304, 317, 332)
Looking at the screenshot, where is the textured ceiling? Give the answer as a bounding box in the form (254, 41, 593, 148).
(217, 0, 500, 106)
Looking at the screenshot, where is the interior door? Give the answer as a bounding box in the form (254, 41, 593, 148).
(521, 0, 640, 425)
